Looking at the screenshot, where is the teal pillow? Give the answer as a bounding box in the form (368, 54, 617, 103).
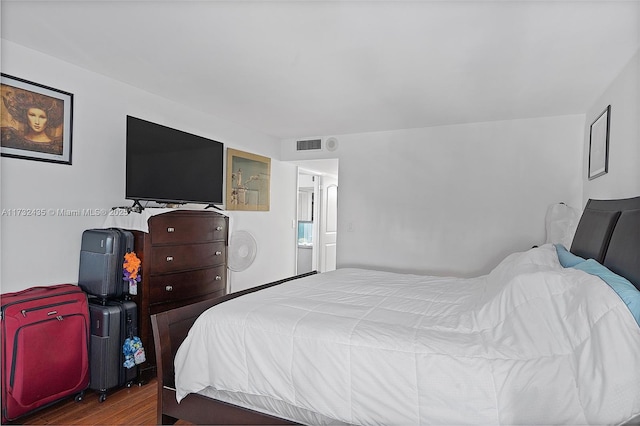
(572, 259, 640, 326)
(555, 244, 585, 268)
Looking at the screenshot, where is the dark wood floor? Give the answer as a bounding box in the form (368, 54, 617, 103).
(8, 379, 191, 425)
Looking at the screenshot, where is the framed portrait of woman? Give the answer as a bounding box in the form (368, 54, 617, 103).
(1, 74, 73, 165)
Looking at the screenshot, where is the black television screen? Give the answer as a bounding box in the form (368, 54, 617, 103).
(125, 116, 224, 205)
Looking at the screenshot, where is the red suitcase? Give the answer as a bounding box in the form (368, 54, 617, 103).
(1, 284, 90, 423)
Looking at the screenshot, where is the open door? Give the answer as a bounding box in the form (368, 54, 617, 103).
(319, 176, 338, 272)
(295, 161, 338, 274)
(296, 171, 319, 274)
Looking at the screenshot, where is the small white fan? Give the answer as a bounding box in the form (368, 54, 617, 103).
(228, 230, 257, 272)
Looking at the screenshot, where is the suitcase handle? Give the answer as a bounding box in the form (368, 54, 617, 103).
(2, 283, 78, 298)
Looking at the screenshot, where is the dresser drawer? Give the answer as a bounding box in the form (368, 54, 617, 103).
(148, 265, 226, 305)
(150, 241, 226, 273)
(150, 213, 227, 245)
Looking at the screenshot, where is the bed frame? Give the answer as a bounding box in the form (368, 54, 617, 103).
(151, 197, 640, 425)
(151, 272, 316, 425)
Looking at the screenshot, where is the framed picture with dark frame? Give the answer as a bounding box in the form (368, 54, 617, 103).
(1, 74, 73, 165)
(588, 105, 610, 180)
(226, 148, 271, 211)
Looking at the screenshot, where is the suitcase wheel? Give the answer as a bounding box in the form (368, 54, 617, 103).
(75, 391, 85, 402)
(99, 393, 107, 403)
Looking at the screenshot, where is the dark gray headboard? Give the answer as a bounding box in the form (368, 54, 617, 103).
(570, 196, 640, 290)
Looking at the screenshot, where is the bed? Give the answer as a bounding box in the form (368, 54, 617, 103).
(151, 196, 640, 425)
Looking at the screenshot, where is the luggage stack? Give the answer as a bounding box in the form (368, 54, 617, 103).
(78, 228, 143, 402)
(1, 284, 91, 423)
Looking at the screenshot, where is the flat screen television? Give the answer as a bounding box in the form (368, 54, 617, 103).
(125, 116, 224, 205)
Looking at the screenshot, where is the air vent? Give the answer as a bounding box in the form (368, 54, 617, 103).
(296, 139, 322, 151)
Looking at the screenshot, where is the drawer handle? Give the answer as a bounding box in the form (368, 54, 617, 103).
(216, 226, 223, 231)
(215, 251, 222, 256)
(167, 227, 175, 233)
(215, 276, 222, 281)
(165, 285, 173, 292)
(166, 256, 174, 262)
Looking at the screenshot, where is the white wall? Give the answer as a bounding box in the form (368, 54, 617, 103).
(582, 49, 640, 205)
(9, 41, 635, 290)
(283, 115, 584, 277)
(0, 40, 297, 293)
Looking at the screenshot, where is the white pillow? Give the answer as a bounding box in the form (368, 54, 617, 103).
(545, 202, 581, 249)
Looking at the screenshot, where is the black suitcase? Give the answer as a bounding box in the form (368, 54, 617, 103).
(79, 228, 134, 298)
(88, 298, 139, 402)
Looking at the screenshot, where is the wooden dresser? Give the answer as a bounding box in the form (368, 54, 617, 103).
(131, 209, 228, 378)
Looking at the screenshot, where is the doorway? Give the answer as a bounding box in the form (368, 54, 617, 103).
(294, 159, 338, 274)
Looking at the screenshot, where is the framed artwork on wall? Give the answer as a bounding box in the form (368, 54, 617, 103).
(226, 148, 271, 211)
(0, 74, 73, 165)
(588, 105, 610, 180)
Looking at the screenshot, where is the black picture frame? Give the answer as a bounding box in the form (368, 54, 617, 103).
(1, 74, 73, 165)
(588, 105, 610, 180)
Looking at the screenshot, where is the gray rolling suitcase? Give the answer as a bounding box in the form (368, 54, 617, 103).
(88, 298, 139, 402)
(79, 228, 134, 298)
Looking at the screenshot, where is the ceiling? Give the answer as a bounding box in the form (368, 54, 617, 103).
(2, 1, 639, 140)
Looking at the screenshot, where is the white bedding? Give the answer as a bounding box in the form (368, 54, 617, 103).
(175, 244, 640, 425)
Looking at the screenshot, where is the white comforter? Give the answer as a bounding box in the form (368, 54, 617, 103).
(175, 245, 640, 425)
